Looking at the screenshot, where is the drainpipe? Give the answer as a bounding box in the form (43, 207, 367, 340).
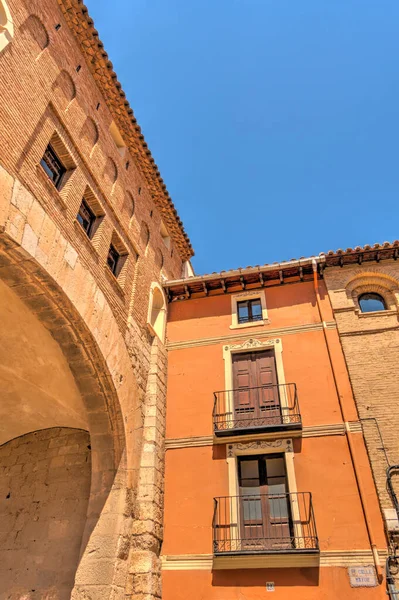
(311, 259, 383, 583)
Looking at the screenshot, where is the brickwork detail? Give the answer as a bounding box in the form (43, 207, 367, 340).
(0, 0, 190, 597)
(325, 263, 399, 514)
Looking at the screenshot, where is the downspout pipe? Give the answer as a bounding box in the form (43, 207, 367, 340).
(311, 259, 383, 583)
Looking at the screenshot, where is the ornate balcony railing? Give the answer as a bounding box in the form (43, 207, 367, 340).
(213, 492, 318, 555)
(213, 383, 302, 436)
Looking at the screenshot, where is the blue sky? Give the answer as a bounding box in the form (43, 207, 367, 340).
(86, 0, 399, 275)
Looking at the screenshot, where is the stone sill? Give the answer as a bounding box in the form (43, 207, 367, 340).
(35, 164, 68, 211)
(356, 309, 397, 319)
(104, 264, 125, 300)
(229, 320, 269, 331)
(72, 219, 101, 263)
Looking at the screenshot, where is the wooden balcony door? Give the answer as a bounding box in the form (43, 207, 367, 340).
(232, 350, 281, 427)
(238, 455, 292, 550)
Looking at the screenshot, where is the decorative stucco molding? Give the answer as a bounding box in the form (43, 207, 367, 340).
(167, 321, 337, 351)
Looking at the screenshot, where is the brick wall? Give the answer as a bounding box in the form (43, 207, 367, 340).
(0, 0, 185, 335)
(325, 262, 399, 516)
(0, 0, 188, 597)
(0, 427, 91, 600)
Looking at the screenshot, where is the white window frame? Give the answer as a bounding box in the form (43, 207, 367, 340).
(230, 290, 268, 330)
(226, 439, 303, 548)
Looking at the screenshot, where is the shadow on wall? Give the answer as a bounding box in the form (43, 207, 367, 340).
(212, 567, 320, 587)
(167, 281, 324, 323)
(0, 428, 92, 599)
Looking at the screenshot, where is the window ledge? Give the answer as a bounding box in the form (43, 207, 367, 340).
(73, 220, 100, 261)
(213, 551, 320, 570)
(35, 164, 68, 210)
(356, 309, 397, 318)
(104, 264, 125, 298)
(229, 320, 268, 330)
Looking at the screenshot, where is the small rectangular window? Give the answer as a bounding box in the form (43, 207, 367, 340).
(40, 144, 66, 189)
(77, 199, 96, 238)
(237, 298, 262, 324)
(107, 244, 120, 276)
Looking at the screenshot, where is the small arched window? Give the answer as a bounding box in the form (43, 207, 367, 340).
(358, 293, 386, 313)
(0, 0, 14, 53)
(147, 283, 167, 342)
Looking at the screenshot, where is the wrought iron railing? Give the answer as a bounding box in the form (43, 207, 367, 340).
(213, 383, 301, 435)
(213, 492, 318, 554)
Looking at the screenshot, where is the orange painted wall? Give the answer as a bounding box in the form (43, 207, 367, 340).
(166, 328, 353, 440)
(163, 568, 387, 600)
(167, 280, 334, 344)
(163, 437, 378, 556)
(163, 279, 386, 599)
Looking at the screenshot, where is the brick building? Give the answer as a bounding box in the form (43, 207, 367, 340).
(323, 243, 399, 595)
(161, 258, 389, 599)
(0, 1, 397, 600)
(0, 0, 193, 598)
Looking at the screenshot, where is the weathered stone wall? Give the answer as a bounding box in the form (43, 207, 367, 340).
(0, 0, 184, 595)
(325, 262, 399, 516)
(0, 428, 91, 600)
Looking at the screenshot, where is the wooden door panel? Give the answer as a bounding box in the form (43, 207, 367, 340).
(233, 353, 255, 413)
(255, 351, 281, 421)
(239, 455, 293, 551)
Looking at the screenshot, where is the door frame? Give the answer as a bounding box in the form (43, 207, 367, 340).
(226, 440, 303, 548)
(223, 338, 288, 428)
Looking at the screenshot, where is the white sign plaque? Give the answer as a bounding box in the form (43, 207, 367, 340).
(266, 582, 275, 592)
(348, 566, 377, 587)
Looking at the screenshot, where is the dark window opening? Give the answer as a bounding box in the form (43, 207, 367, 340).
(76, 199, 96, 238)
(358, 293, 386, 313)
(107, 244, 120, 276)
(237, 298, 263, 324)
(40, 145, 66, 189)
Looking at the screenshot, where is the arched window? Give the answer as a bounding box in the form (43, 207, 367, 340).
(0, 0, 14, 53)
(358, 293, 386, 313)
(147, 283, 167, 342)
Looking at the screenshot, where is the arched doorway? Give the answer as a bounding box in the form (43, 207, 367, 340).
(0, 260, 130, 598)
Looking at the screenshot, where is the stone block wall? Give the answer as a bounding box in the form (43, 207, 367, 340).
(0, 428, 91, 600)
(0, 0, 191, 596)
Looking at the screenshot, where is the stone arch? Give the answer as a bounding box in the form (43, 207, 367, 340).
(345, 271, 399, 312)
(0, 165, 145, 598)
(147, 282, 167, 342)
(20, 14, 49, 55)
(0, 427, 91, 598)
(80, 115, 99, 155)
(52, 69, 76, 110)
(0, 0, 13, 53)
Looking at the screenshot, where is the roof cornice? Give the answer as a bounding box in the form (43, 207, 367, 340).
(57, 0, 193, 261)
(165, 241, 399, 301)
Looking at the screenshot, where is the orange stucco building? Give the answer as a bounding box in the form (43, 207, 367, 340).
(162, 257, 387, 599)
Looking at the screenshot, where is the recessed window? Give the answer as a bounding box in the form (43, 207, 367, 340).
(358, 293, 386, 313)
(107, 244, 120, 276)
(109, 121, 126, 157)
(237, 298, 263, 324)
(40, 144, 66, 189)
(0, 0, 14, 53)
(160, 221, 171, 249)
(77, 199, 96, 238)
(106, 232, 130, 283)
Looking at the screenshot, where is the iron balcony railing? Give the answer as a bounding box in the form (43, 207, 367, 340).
(213, 383, 302, 436)
(213, 492, 318, 555)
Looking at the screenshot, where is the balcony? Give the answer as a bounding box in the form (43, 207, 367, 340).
(213, 492, 319, 569)
(213, 383, 302, 439)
